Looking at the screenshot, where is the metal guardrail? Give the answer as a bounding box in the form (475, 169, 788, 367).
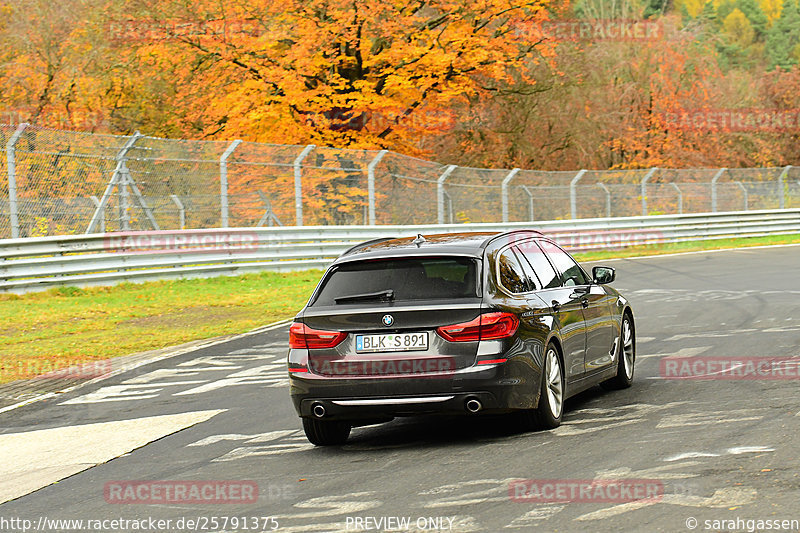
(1, 209, 798, 293)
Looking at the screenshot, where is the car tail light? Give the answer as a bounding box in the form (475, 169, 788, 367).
(289, 322, 347, 349)
(436, 312, 519, 342)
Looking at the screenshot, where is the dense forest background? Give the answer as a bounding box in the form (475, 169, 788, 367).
(2, 0, 800, 170)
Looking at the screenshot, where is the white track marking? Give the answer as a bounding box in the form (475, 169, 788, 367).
(173, 363, 288, 395)
(505, 506, 566, 527)
(187, 430, 297, 447)
(664, 452, 720, 462)
(638, 346, 711, 360)
(656, 409, 764, 429)
(60, 381, 205, 404)
(727, 445, 775, 454)
(574, 487, 758, 521)
(0, 409, 224, 503)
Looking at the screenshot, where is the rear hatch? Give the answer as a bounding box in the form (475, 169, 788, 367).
(300, 256, 483, 376)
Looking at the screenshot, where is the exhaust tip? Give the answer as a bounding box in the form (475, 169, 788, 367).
(465, 398, 482, 413)
(312, 403, 326, 418)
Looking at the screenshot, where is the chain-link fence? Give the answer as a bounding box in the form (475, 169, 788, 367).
(2, 123, 800, 238)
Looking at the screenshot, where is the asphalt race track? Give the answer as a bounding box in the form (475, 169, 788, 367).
(1, 245, 799, 533)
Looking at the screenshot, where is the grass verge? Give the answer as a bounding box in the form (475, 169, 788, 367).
(571, 233, 800, 262)
(0, 271, 322, 384)
(1, 233, 798, 384)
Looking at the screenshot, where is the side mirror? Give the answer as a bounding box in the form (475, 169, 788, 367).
(592, 266, 615, 285)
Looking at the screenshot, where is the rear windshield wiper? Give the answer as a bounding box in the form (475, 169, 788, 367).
(334, 289, 394, 304)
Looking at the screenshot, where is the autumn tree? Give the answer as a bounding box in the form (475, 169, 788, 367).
(766, 0, 800, 69)
(107, 0, 558, 152)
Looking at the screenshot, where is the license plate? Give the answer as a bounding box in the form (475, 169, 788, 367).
(355, 332, 429, 353)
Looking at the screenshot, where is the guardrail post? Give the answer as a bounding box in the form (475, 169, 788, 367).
(5, 123, 28, 239)
(569, 169, 587, 219)
(501, 168, 521, 223)
(778, 165, 791, 209)
(219, 140, 241, 228)
(669, 183, 683, 214)
(367, 149, 388, 225)
(734, 181, 748, 211)
(437, 165, 457, 224)
(596, 183, 612, 218)
(711, 168, 727, 212)
(519, 185, 534, 221)
(293, 145, 315, 226)
(640, 167, 658, 216)
(170, 194, 185, 229)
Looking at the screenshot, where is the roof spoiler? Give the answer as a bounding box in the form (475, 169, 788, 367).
(341, 237, 397, 256)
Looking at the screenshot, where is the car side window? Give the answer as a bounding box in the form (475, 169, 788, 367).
(538, 240, 589, 287)
(511, 245, 539, 291)
(519, 241, 561, 289)
(497, 247, 528, 294)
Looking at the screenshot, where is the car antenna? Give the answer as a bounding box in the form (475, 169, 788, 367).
(413, 234, 427, 247)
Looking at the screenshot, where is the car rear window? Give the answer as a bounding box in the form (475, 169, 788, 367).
(311, 257, 479, 306)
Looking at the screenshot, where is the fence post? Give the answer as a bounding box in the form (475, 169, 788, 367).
(293, 145, 316, 226)
(86, 132, 143, 234)
(437, 165, 457, 224)
(569, 169, 587, 219)
(367, 149, 388, 225)
(219, 139, 241, 228)
(89, 196, 105, 233)
(501, 168, 521, 223)
(778, 165, 791, 209)
(519, 185, 535, 221)
(711, 168, 727, 212)
(669, 183, 683, 214)
(596, 183, 611, 218)
(640, 167, 658, 216)
(6, 123, 29, 239)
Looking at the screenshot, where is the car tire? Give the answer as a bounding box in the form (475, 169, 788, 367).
(601, 312, 635, 390)
(302, 418, 351, 446)
(520, 343, 564, 430)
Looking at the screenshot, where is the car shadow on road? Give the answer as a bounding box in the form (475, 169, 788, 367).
(335, 386, 616, 451)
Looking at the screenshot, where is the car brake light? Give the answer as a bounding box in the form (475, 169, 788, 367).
(289, 322, 347, 349)
(436, 312, 519, 342)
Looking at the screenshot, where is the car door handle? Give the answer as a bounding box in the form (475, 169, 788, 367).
(551, 300, 561, 312)
(581, 298, 589, 308)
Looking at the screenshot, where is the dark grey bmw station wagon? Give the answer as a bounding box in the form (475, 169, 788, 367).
(288, 230, 635, 445)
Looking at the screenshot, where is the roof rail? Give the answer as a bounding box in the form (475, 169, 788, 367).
(480, 229, 544, 249)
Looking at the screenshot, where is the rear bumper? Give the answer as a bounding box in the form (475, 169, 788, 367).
(289, 360, 540, 420)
